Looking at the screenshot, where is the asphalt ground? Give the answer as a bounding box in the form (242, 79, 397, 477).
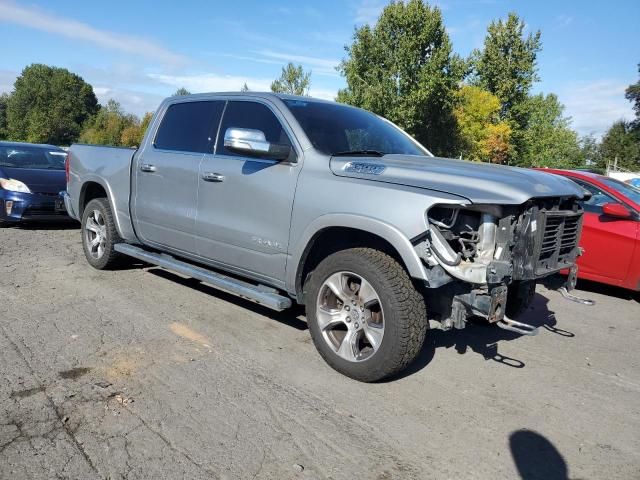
(1, 222, 639, 479)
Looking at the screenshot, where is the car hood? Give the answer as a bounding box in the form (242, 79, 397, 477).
(330, 154, 586, 204)
(0, 166, 66, 194)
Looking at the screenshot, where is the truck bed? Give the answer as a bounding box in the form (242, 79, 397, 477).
(66, 144, 137, 241)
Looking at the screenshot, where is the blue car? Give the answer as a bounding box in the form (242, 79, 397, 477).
(0, 141, 70, 225)
(627, 177, 640, 189)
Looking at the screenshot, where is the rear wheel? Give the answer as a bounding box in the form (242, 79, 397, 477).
(305, 248, 427, 382)
(81, 198, 122, 270)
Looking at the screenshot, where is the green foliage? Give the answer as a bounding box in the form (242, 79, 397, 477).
(270, 63, 311, 95)
(6, 64, 98, 145)
(600, 121, 640, 171)
(337, 0, 465, 156)
(579, 134, 602, 167)
(470, 13, 541, 162)
(173, 88, 191, 96)
(79, 99, 139, 146)
(120, 112, 153, 147)
(625, 64, 640, 128)
(518, 93, 582, 168)
(471, 13, 541, 118)
(0, 93, 8, 140)
(454, 85, 512, 163)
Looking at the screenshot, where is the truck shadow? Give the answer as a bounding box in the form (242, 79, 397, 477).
(394, 292, 573, 380)
(5, 220, 79, 230)
(147, 268, 309, 331)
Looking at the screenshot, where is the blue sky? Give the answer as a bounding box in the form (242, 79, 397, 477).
(0, 0, 638, 137)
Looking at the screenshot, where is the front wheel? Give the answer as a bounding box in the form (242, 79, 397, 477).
(81, 198, 122, 270)
(305, 248, 427, 382)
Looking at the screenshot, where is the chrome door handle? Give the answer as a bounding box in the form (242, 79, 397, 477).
(202, 172, 225, 182)
(140, 164, 157, 172)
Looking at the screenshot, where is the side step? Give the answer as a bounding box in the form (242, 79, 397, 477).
(114, 243, 292, 311)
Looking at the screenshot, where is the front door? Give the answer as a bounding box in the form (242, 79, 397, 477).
(132, 100, 224, 253)
(575, 179, 638, 285)
(195, 100, 301, 285)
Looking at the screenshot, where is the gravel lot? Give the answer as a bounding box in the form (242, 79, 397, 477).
(1, 222, 639, 480)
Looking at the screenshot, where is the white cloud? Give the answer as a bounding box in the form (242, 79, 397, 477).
(92, 85, 164, 116)
(147, 72, 337, 101)
(355, 0, 385, 24)
(0, 1, 186, 66)
(555, 15, 574, 28)
(148, 73, 273, 93)
(0, 69, 17, 93)
(255, 50, 340, 77)
(560, 80, 634, 137)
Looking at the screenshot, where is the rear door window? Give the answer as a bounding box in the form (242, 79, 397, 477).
(216, 101, 292, 157)
(154, 101, 224, 153)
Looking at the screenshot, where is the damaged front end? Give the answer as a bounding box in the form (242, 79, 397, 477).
(413, 197, 585, 333)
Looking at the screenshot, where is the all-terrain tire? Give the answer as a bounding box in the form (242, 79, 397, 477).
(304, 248, 427, 382)
(81, 198, 123, 270)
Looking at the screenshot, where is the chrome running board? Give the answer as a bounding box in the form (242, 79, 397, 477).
(114, 243, 292, 311)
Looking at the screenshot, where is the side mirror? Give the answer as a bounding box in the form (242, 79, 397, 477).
(601, 202, 632, 219)
(223, 127, 292, 161)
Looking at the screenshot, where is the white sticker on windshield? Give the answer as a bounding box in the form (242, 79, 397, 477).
(531, 219, 537, 232)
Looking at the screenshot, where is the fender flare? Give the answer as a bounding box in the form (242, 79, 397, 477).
(286, 213, 428, 296)
(79, 176, 125, 237)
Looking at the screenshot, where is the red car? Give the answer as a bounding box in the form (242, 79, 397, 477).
(537, 169, 640, 291)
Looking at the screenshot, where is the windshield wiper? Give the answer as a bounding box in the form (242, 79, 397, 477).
(332, 150, 385, 157)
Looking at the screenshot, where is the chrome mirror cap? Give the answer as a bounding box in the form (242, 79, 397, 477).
(224, 128, 270, 154)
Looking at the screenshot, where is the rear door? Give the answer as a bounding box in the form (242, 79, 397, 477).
(132, 100, 224, 253)
(195, 99, 301, 285)
(574, 179, 638, 284)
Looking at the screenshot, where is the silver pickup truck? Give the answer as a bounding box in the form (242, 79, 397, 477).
(65, 92, 588, 381)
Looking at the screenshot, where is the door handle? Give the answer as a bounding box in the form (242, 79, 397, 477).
(140, 164, 157, 172)
(202, 172, 225, 182)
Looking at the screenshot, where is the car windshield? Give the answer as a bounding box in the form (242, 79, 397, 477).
(0, 145, 66, 170)
(283, 99, 431, 157)
(600, 177, 640, 205)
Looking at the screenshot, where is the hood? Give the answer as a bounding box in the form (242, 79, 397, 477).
(330, 154, 585, 205)
(0, 166, 66, 194)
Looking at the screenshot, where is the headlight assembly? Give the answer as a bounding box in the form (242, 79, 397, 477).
(0, 178, 31, 193)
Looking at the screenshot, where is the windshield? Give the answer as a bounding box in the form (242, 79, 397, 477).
(0, 145, 66, 170)
(283, 99, 430, 157)
(600, 177, 640, 205)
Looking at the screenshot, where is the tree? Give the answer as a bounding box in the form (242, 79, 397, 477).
(483, 123, 513, 164)
(79, 99, 138, 146)
(600, 121, 640, 171)
(453, 85, 512, 163)
(0, 93, 8, 140)
(579, 134, 602, 167)
(173, 87, 191, 96)
(337, 0, 465, 156)
(519, 93, 582, 168)
(625, 64, 640, 129)
(471, 13, 541, 118)
(240, 82, 250, 92)
(270, 63, 311, 95)
(471, 13, 541, 161)
(120, 112, 153, 147)
(6, 64, 98, 145)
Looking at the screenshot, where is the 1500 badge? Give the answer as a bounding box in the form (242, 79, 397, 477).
(344, 162, 386, 175)
(251, 236, 285, 251)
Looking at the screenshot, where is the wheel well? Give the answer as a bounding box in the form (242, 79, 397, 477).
(79, 182, 107, 216)
(296, 227, 406, 303)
